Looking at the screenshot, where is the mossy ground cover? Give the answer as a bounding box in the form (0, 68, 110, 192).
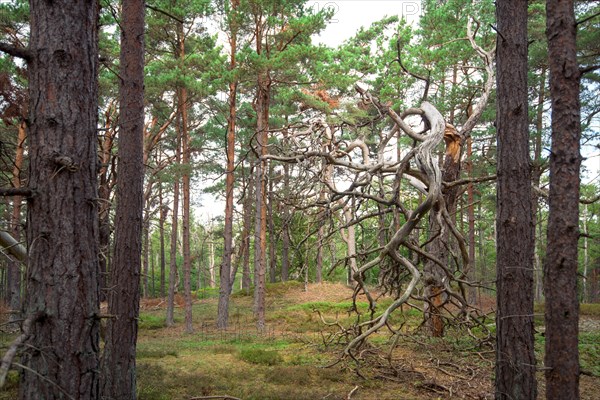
(1, 284, 599, 399)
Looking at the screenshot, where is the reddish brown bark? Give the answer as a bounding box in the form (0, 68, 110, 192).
(544, 0, 582, 397)
(495, 0, 537, 397)
(100, 0, 145, 398)
(180, 84, 194, 334)
(20, 1, 101, 398)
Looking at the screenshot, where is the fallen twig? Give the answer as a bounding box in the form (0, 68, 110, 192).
(0, 312, 43, 388)
(346, 385, 359, 400)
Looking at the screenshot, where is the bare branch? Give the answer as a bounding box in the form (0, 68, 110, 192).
(0, 231, 27, 263)
(0, 187, 34, 197)
(146, 4, 185, 24)
(460, 18, 495, 137)
(0, 42, 31, 61)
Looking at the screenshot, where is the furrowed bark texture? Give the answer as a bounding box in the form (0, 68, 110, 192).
(20, 1, 101, 399)
(544, 0, 581, 397)
(495, 0, 537, 398)
(100, 0, 145, 398)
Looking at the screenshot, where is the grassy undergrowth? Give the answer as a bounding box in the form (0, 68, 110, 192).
(1, 284, 599, 399)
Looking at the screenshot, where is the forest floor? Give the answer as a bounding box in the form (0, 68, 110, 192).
(1, 281, 599, 399)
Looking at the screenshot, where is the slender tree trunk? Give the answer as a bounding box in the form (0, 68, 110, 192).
(166, 122, 181, 327)
(218, 0, 239, 329)
(197, 234, 205, 290)
(241, 165, 253, 292)
(209, 233, 215, 287)
(544, 0, 581, 397)
(253, 69, 270, 331)
(466, 137, 477, 304)
(268, 168, 277, 283)
(315, 223, 324, 284)
(151, 241, 155, 297)
(159, 186, 167, 298)
(142, 215, 150, 298)
(180, 91, 193, 333)
(341, 206, 357, 286)
(100, 1, 145, 398)
(582, 205, 588, 302)
(495, 0, 537, 398)
(7, 121, 25, 321)
(20, 1, 101, 398)
(281, 163, 291, 282)
(98, 103, 117, 304)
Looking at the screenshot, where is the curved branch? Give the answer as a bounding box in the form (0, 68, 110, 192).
(460, 18, 496, 137)
(345, 101, 445, 355)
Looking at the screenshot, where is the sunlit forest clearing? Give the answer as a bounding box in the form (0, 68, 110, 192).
(135, 285, 600, 399)
(4, 282, 599, 399)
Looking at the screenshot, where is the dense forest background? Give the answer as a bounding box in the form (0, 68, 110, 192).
(0, 0, 599, 399)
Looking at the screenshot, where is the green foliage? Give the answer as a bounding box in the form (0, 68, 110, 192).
(195, 287, 220, 299)
(286, 300, 368, 313)
(238, 347, 284, 365)
(138, 314, 167, 330)
(580, 331, 600, 377)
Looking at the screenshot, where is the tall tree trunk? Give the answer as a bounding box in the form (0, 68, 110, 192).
(141, 183, 153, 298)
(180, 89, 193, 333)
(241, 165, 253, 292)
(98, 102, 117, 304)
(150, 241, 155, 297)
(166, 121, 182, 327)
(495, 0, 537, 398)
(20, 1, 101, 398)
(159, 185, 167, 297)
(544, 0, 581, 397)
(466, 137, 477, 304)
(253, 69, 270, 331)
(268, 167, 277, 283)
(101, 1, 145, 398)
(7, 121, 25, 322)
(582, 205, 588, 303)
(281, 161, 291, 282)
(142, 212, 150, 298)
(218, 3, 238, 326)
(315, 223, 324, 284)
(341, 206, 357, 286)
(208, 232, 215, 288)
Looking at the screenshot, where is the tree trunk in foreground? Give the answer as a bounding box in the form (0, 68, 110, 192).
(101, 0, 145, 398)
(544, 0, 581, 397)
(495, 0, 537, 398)
(20, 1, 101, 398)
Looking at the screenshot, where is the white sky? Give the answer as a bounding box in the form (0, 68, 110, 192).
(308, 0, 422, 46)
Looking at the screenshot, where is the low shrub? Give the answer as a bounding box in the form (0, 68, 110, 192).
(239, 348, 283, 365)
